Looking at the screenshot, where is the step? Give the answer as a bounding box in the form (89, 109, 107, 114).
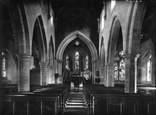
(64, 107, 88, 111)
(66, 101, 87, 105)
(65, 104, 88, 108)
(67, 99, 86, 103)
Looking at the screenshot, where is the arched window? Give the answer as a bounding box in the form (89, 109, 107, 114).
(119, 59, 125, 81)
(75, 51, 79, 70)
(114, 50, 125, 82)
(147, 55, 152, 82)
(65, 55, 70, 70)
(114, 63, 118, 81)
(84, 55, 89, 70)
(2, 52, 6, 77)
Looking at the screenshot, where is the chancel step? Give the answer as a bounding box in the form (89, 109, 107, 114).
(63, 89, 89, 115)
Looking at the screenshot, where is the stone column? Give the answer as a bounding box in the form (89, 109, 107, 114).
(92, 61, 95, 84)
(47, 65, 55, 84)
(103, 64, 107, 86)
(18, 54, 31, 92)
(57, 59, 63, 76)
(106, 62, 115, 87)
(135, 54, 140, 93)
(47, 64, 50, 84)
(100, 65, 105, 84)
(40, 62, 48, 85)
(92, 60, 98, 84)
(124, 54, 136, 93)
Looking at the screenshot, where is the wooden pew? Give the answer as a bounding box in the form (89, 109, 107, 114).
(84, 85, 156, 115)
(91, 94, 155, 115)
(3, 94, 59, 115)
(2, 84, 70, 115)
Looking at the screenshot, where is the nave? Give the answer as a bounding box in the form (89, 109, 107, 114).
(2, 80, 156, 115)
(0, 1, 156, 114)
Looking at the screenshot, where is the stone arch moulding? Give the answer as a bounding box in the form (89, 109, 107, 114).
(38, 16, 48, 62)
(32, 16, 47, 62)
(56, 31, 98, 83)
(49, 36, 55, 66)
(126, 2, 146, 54)
(17, 1, 30, 54)
(7, 2, 26, 54)
(108, 16, 121, 63)
(106, 16, 123, 87)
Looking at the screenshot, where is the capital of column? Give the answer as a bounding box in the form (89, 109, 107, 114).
(123, 53, 138, 59)
(56, 58, 63, 63)
(19, 54, 31, 60)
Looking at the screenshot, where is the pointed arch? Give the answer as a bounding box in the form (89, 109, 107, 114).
(56, 31, 98, 81)
(56, 31, 98, 61)
(49, 36, 54, 66)
(108, 16, 121, 63)
(38, 16, 47, 61)
(17, 1, 30, 54)
(32, 16, 47, 62)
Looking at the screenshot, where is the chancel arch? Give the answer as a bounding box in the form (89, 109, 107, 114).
(62, 39, 92, 84)
(56, 31, 98, 84)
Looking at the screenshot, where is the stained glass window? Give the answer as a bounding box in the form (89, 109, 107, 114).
(65, 55, 70, 70)
(114, 50, 125, 81)
(2, 52, 6, 77)
(75, 51, 79, 70)
(114, 63, 118, 81)
(84, 55, 89, 70)
(147, 55, 151, 82)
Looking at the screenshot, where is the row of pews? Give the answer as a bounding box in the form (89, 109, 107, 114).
(1, 84, 70, 115)
(84, 84, 156, 115)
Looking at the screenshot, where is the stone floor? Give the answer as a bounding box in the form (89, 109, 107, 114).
(63, 87, 89, 115)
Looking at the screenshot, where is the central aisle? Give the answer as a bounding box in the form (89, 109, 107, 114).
(63, 87, 89, 115)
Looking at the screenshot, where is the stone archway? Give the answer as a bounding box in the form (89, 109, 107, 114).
(106, 16, 123, 87)
(31, 16, 48, 86)
(56, 31, 98, 83)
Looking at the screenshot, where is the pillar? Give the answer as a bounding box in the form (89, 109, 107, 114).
(135, 54, 140, 93)
(18, 54, 31, 92)
(101, 65, 105, 84)
(92, 61, 95, 84)
(47, 64, 50, 84)
(106, 62, 115, 87)
(92, 60, 98, 84)
(40, 62, 48, 85)
(57, 59, 63, 76)
(124, 54, 137, 93)
(47, 65, 55, 84)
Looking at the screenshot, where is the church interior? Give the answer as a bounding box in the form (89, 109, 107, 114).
(0, 0, 156, 115)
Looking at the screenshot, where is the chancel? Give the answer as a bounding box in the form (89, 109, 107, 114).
(0, 0, 156, 115)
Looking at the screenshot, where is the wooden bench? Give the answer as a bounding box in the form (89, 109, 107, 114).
(2, 85, 70, 115)
(84, 85, 156, 115)
(91, 94, 155, 115)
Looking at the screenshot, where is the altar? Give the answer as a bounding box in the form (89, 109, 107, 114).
(71, 76, 85, 89)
